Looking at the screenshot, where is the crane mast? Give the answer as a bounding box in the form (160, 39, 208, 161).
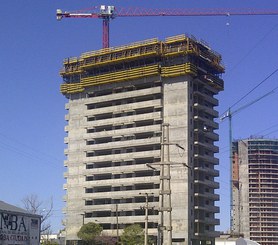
(57, 5, 115, 48)
(56, 5, 278, 49)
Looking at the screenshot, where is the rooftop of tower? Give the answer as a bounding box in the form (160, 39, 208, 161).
(60, 34, 225, 96)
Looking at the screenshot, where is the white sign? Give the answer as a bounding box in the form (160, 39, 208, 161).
(0, 211, 40, 245)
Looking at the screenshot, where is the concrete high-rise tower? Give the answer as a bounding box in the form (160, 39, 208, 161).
(232, 138, 278, 245)
(60, 34, 224, 245)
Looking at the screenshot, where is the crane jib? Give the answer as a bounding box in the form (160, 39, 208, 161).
(56, 6, 278, 48)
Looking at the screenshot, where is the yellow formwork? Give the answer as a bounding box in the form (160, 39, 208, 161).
(161, 63, 197, 78)
(61, 64, 160, 95)
(60, 63, 199, 95)
(165, 34, 186, 43)
(60, 35, 224, 95)
(60, 69, 82, 76)
(61, 35, 223, 74)
(81, 38, 159, 59)
(81, 64, 159, 87)
(63, 57, 79, 64)
(60, 83, 84, 94)
(80, 51, 159, 70)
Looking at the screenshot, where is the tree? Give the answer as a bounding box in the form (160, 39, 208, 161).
(77, 222, 103, 244)
(120, 224, 144, 245)
(41, 241, 59, 245)
(22, 194, 53, 234)
(95, 235, 117, 245)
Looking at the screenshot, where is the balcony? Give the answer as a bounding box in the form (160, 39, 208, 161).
(193, 91, 218, 106)
(83, 164, 149, 175)
(83, 202, 160, 212)
(85, 112, 162, 129)
(64, 137, 69, 144)
(85, 137, 160, 152)
(83, 189, 160, 199)
(195, 230, 220, 238)
(193, 115, 219, 130)
(194, 166, 219, 177)
(194, 154, 219, 165)
(194, 179, 219, 189)
(193, 103, 219, 118)
(83, 176, 160, 188)
(193, 128, 219, 141)
(82, 150, 161, 164)
(85, 100, 162, 117)
(85, 86, 162, 105)
(194, 205, 219, 213)
(194, 192, 220, 201)
(194, 141, 219, 153)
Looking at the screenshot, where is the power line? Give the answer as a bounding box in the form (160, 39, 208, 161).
(263, 129, 278, 137)
(226, 23, 278, 76)
(224, 68, 278, 112)
(0, 132, 63, 168)
(253, 123, 278, 136)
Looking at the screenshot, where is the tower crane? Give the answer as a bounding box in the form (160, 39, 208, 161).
(56, 5, 278, 48)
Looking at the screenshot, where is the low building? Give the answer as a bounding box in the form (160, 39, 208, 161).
(0, 200, 41, 245)
(216, 235, 260, 245)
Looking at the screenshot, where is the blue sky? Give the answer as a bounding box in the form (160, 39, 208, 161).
(1, 0, 278, 234)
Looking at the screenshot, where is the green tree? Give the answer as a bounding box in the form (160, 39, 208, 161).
(120, 224, 144, 245)
(41, 241, 59, 245)
(95, 235, 117, 245)
(77, 222, 103, 245)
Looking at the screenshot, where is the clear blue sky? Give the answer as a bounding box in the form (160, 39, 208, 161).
(1, 0, 278, 234)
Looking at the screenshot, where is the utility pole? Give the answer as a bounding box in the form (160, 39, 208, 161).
(116, 203, 119, 243)
(140, 193, 154, 245)
(147, 123, 189, 245)
(161, 123, 172, 245)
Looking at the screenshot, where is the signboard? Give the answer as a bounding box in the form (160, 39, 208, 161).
(0, 210, 41, 245)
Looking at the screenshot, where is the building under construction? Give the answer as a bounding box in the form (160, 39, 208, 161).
(60, 34, 224, 245)
(232, 138, 278, 245)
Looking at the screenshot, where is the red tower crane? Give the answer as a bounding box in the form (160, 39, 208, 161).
(56, 5, 278, 49)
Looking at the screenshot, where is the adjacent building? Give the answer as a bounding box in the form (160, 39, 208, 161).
(232, 138, 278, 245)
(60, 34, 224, 245)
(0, 200, 41, 245)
